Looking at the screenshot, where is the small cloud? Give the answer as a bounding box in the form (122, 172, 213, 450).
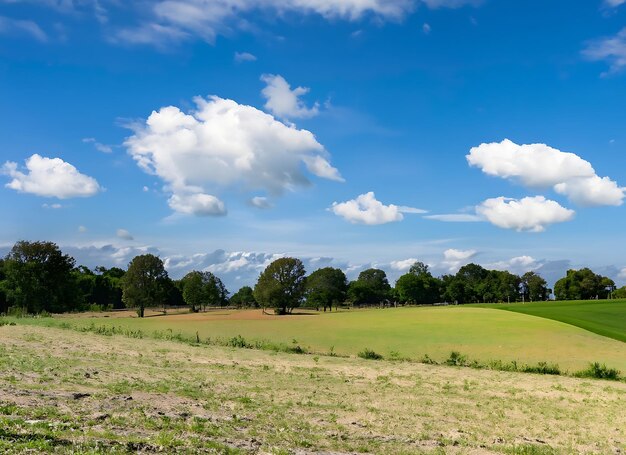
(0, 16, 47, 42)
(442, 248, 478, 273)
(234, 51, 257, 62)
(582, 27, 626, 76)
(249, 196, 273, 209)
(78, 225, 88, 233)
(476, 196, 575, 232)
(168, 193, 227, 217)
(82, 137, 113, 153)
(397, 205, 428, 214)
(422, 23, 431, 34)
(425, 213, 483, 222)
(2, 154, 101, 199)
(143, 186, 149, 192)
(116, 229, 134, 240)
(42, 203, 63, 209)
(260, 74, 319, 120)
(351, 29, 363, 38)
(390, 258, 418, 271)
(331, 192, 404, 225)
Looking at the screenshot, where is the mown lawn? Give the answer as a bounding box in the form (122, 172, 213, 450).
(14, 304, 626, 372)
(478, 299, 626, 343)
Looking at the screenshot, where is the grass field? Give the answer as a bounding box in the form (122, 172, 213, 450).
(14, 303, 626, 372)
(0, 324, 624, 454)
(479, 299, 626, 343)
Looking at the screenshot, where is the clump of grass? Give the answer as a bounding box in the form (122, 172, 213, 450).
(574, 362, 621, 380)
(227, 335, 252, 349)
(521, 362, 560, 375)
(358, 348, 383, 360)
(420, 354, 438, 365)
(445, 351, 467, 366)
(0, 319, 16, 327)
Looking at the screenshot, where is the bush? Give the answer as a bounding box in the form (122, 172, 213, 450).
(358, 348, 383, 360)
(227, 335, 252, 349)
(522, 362, 560, 375)
(445, 351, 467, 366)
(575, 362, 621, 380)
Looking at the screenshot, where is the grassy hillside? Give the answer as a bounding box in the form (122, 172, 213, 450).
(17, 305, 626, 372)
(480, 299, 626, 343)
(0, 324, 624, 454)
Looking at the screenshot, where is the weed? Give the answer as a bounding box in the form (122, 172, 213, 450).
(357, 348, 383, 360)
(575, 362, 621, 380)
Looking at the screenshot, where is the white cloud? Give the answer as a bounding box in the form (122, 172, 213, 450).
(168, 192, 227, 216)
(467, 139, 624, 206)
(116, 229, 134, 240)
(234, 51, 256, 62)
(425, 213, 482, 222)
(249, 196, 272, 209)
(476, 196, 575, 232)
(331, 192, 404, 225)
(124, 95, 342, 216)
(0, 15, 47, 42)
(2, 154, 101, 199)
(397, 205, 428, 214)
(422, 23, 431, 34)
(78, 225, 88, 233)
(554, 175, 624, 207)
(442, 248, 477, 272)
(390, 258, 418, 271)
(261, 74, 319, 120)
(583, 27, 626, 75)
(82, 137, 113, 153)
(113, 0, 414, 46)
(604, 0, 625, 8)
(619, 267, 626, 280)
(487, 255, 539, 275)
(142, 186, 149, 192)
(42, 203, 63, 209)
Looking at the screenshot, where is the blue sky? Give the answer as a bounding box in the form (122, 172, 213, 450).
(1, 0, 626, 291)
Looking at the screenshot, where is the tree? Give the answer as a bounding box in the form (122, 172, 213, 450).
(3, 240, 79, 313)
(182, 271, 204, 312)
(305, 267, 348, 311)
(554, 268, 612, 300)
(348, 268, 390, 306)
(0, 259, 7, 314)
(521, 271, 549, 302)
(230, 286, 257, 308)
(254, 258, 306, 314)
(395, 261, 441, 305)
(122, 254, 169, 317)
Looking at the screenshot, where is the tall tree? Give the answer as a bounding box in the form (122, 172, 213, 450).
(305, 267, 348, 311)
(254, 258, 306, 314)
(554, 268, 613, 300)
(348, 268, 391, 306)
(122, 254, 169, 317)
(3, 241, 78, 313)
(521, 271, 549, 302)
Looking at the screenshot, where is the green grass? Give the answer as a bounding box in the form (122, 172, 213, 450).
(8, 304, 626, 372)
(478, 299, 626, 343)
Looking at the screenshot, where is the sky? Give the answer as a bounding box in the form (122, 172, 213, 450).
(1, 0, 626, 292)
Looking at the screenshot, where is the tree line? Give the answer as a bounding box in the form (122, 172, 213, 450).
(0, 240, 621, 316)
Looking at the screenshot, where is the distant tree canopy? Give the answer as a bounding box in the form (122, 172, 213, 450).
(554, 268, 615, 301)
(521, 271, 549, 302)
(230, 286, 257, 308)
(122, 254, 169, 317)
(3, 241, 79, 313)
(181, 271, 229, 312)
(395, 262, 440, 305)
(254, 257, 306, 314)
(305, 267, 348, 311)
(348, 268, 391, 306)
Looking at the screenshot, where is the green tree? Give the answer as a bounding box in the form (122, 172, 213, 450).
(305, 267, 348, 311)
(122, 254, 169, 317)
(395, 261, 441, 305)
(0, 258, 7, 314)
(230, 286, 257, 308)
(348, 268, 390, 306)
(182, 271, 204, 312)
(254, 258, 306, 314)
(554, 268, 613, 300)
(3, 240, 79, 313)
(521, 271, 549, 302)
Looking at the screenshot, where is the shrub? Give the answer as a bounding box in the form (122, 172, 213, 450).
(522, 362, 560, 375)
(227, 335, 252, 349)
(445, 351, 467, 366)
(575, 362, 621, 380)
(358, 348, 383, 360)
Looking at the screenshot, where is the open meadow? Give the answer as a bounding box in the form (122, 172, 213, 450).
(0, 323, 625, 454)
(21, 302, 626, 373)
